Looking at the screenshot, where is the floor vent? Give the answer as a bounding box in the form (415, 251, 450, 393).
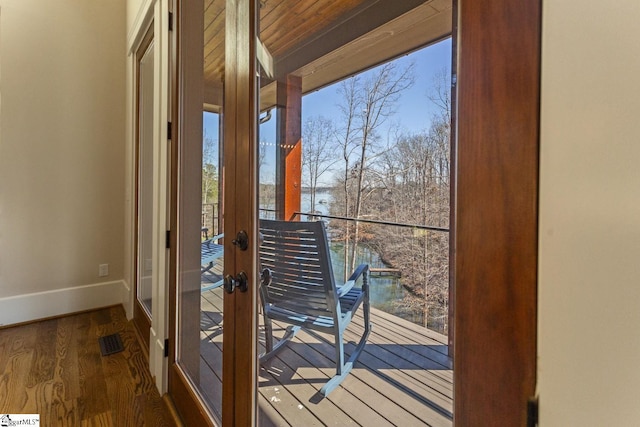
(98, 333, 124, 356)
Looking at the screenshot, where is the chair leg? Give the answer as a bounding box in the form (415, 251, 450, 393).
(264, 316, 274, 353)
(334, 331, 345, 376)
(321, 292, 372, 397)
(259, 324, 300, 364)
(320, 322, 370, 396)
(201, 261, 214, 274)
(363, 279, 371, 337)
(201, 279, 223, 292)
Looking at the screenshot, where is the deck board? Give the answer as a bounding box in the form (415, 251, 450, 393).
(198, 286, 453, 426)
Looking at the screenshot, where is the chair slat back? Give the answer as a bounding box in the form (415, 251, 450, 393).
(259, 220, 338, 319)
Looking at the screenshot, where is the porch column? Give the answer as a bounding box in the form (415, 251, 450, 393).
(275, 75, 302, 221)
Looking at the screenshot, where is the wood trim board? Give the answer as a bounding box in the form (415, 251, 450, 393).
(453, 0, 540, 425)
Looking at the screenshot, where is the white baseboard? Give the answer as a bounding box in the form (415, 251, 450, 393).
(0, 280, 128, 327)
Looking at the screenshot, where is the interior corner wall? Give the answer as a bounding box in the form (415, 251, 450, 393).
(0, 0, 127, 323)
(539, 1, 640, 425)
(128, 0, 148, 33)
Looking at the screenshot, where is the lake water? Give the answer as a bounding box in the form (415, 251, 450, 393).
(300, 191, 426, 326)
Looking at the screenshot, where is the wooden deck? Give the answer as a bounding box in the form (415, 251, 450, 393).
(198, 274, 453, 426)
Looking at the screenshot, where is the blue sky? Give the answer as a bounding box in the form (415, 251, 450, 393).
(301, 38, 451, 135)
(204, 37, 452, 184)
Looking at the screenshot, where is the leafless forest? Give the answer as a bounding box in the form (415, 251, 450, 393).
(303, 64, 451, 334)
(203, 63, 452, 334)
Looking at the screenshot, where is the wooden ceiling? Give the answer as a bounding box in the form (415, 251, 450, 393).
(202, 0, 453, 110)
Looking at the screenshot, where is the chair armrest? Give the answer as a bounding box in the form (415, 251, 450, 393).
(202, 233, 224, 246)
(337, 280, 355, 297)
(338, 263, 369, 297)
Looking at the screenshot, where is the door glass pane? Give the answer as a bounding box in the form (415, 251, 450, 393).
(175, 0, 225, 422)
(137, 40, 154, 320)
(257, 1, 454, 425)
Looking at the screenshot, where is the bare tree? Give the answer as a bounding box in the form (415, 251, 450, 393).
(425, 67, 451, 228)
(333, 76, 360, 280)
(329, 63, 452, 333)
(332, 62, 414, 269)
(202, 129, 219, 204)
(202, 129, 220, 234)
(365, 68, 452, 332)
(301, 116, 338, 212)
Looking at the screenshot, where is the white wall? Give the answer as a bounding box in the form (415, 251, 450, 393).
(539, 1, 640, 425)
(0, 0, 127, 323)
(127, 0, 147, 33)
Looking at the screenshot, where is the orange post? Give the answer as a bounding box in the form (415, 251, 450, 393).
(275, 74, 302, 221)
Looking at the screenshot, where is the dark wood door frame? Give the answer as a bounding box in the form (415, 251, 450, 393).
(221, 1, 259, 426)
(453, 0, 540, 425)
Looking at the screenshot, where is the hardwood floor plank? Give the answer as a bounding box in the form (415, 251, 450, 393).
(0, 324, 36, 410)
(77, 344, 110, 419)
(80, 411, 113, 427)
(55, 315, 82, 401)
(0, 333, 37, 412)
(47, 316, 82, 425)
(103, 362, 144, 426)
(49, 393, 80, 426)
(0, 307, 174, 426)
(101, 309, 165, 426)
(138, 390, 174, 427)
(27, 318, 58, 387)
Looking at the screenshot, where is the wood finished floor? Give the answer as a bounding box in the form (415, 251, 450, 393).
(198, 279, 453, 427)
(0, 306, 175, 426)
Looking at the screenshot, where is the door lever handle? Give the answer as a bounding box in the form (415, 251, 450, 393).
(224, 271, 248, 294)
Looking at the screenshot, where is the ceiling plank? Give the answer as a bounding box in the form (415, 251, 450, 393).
(258, 1, 452, 111)
(204, 0, 453, 111)
(273, 0, 431, 79)
(297, 3, 452, 93)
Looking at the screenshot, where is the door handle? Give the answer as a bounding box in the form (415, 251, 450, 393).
(223, 271, 248, 294)
(232, 230, 249, 251)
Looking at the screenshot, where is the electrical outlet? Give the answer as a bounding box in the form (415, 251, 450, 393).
(99, 264, 109, 277)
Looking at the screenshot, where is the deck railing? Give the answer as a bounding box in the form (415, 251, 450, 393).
(201, 203, 220, 238)
(271, 208, 450, 335)
(203, 204, 450, 335)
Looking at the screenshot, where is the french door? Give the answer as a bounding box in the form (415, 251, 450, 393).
(168, 0, 258, 425)
(165, 0, 540, 426)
